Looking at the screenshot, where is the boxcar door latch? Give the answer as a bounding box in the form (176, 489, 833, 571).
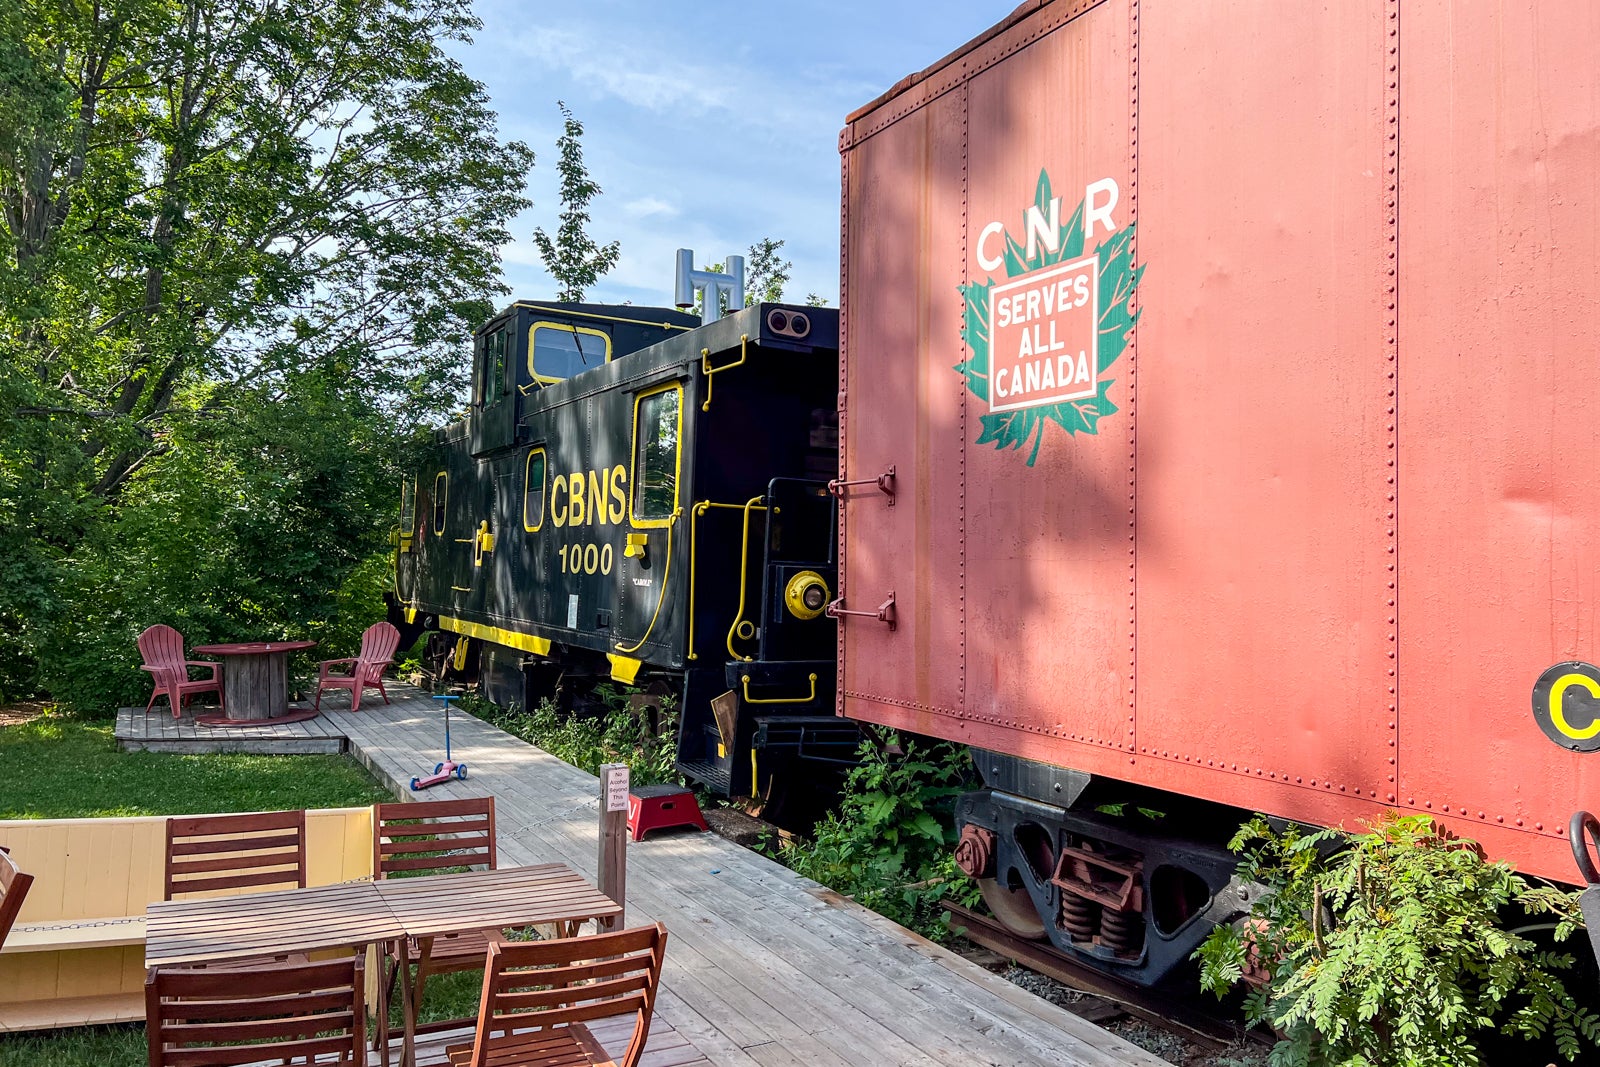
(826, 591, 896, 631)
(828, 466, 895, 506)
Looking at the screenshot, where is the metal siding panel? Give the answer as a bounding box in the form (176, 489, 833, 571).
(1397, 0, 1600, 881)
(842, 0, 1142, 761)
(1130, 0, 1395, 806)
(839, 92, 969, 733)
(960, 1, 1135, 757)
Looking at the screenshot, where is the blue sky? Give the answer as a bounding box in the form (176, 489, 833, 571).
(453, 2, 1008, 310)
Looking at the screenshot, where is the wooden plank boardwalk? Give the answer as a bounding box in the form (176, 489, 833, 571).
(403, 1014, 700, 1067)
(323, 685, 1168, 1067)
(115, 703, 346, 754)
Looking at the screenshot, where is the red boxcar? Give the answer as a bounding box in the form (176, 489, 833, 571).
(835, 0, 1600, 982)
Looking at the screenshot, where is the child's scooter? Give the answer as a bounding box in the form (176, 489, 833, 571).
(410, 692, 468, 790)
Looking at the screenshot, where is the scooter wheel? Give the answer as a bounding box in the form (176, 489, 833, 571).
(456, 763, 468, 780)
(409, 777, 420, 791)
(434, 763, 444, 775)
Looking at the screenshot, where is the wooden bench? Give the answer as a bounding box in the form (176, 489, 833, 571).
(0, 808, 373, 1032)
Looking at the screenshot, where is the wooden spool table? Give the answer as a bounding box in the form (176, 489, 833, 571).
(192, 640, 317, 723)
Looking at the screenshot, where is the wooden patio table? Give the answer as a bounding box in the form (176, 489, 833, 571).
(145, 864, 622, 1067)
(191, 640, 317, 721)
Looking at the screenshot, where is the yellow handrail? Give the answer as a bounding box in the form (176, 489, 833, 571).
(699, 334, 748, 412)
(687, 499, 769, 661)
(740, 673, 819, 706)
(614, 507, 681, 655)
(725, 495, 767, 663)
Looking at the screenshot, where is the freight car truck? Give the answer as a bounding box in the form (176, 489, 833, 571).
(834, 0, 1600, 985)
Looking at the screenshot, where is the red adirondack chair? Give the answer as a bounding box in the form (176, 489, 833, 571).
(315, 621, 400, 712)
(138, 624, 224, 718)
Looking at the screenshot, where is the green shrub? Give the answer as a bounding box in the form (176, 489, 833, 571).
(1195, 812, 1598, 1066)
(464, 685, 680, 787)
(770, 731, 980, 939)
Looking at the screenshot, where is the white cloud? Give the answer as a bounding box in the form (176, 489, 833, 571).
(621, 196, 679, 220)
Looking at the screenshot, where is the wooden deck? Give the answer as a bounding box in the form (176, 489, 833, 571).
(391, 1013, 702, 1067)
(313, 685, 1168, 1067)
(115, 702, 346, 753)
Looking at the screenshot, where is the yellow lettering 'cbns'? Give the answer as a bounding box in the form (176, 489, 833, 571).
(550, 464, 627, 528)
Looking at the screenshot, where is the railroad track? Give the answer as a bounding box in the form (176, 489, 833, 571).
(941, 901, 1270, 1055)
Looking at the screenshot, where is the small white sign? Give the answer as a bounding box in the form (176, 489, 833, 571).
(566, 594, 579, 629)
(604, 765, 630, 812)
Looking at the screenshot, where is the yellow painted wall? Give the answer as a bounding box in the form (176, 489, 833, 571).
(0, 807, 374, 1026)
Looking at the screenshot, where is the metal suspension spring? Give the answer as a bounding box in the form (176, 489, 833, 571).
(1099, 906, 1144, 957)
(1059, 893, 1100, 942)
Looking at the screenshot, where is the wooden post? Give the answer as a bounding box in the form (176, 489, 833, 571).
(598, 763, 629, 930)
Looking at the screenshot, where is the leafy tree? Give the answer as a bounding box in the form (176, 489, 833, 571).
(804, 293, 830, 307)
(0, 0, 533, 707)
(531, 102, 619, 302)
(743, 237, 792, 306)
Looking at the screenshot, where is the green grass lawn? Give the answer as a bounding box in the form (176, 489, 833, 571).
(0, 715, 394, 819)
(0, 713, 422, 1067)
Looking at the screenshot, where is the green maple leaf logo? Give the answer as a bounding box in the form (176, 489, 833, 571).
(955, 169, 1145, 466)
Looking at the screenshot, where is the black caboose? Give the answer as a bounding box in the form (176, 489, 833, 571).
(389, 299, 857, 800)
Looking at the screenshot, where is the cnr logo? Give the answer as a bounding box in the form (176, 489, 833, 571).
(972, 178, 1120, 274)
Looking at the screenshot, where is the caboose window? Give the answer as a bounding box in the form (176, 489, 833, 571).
(529, 322, 612, 386)
(523, 447, 547, 532)
(432, 471, 448, 534)
(477, 327, 508, 405)
(400, 476, 416, 534)
(630, 383, 682, 527)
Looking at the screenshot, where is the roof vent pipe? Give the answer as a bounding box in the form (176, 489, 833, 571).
(674, 249, 745, 324)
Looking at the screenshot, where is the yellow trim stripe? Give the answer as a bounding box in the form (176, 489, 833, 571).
(439, 615, 552, 657)
(510, 303, 695, 332)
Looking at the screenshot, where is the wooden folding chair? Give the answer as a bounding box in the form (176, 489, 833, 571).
(373, 797, 499, 1032)
(146, 956, 366, 1067)
(165, 809, 307, 899)
(444, 924, 669, 1067)
(165, 810, 309, 969)
(0, 847, 34, 951)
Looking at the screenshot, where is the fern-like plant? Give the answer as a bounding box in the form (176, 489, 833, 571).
(1195, 813, 1598, 1066)
(772, 731, 980, 938)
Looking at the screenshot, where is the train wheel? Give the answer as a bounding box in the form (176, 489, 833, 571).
(978, 877, 1047, 940)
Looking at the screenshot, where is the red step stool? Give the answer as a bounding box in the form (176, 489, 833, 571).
(627, 784, 709, 841)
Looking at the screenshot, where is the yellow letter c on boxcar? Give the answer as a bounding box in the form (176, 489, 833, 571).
(1550, 673, 1600, 740)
